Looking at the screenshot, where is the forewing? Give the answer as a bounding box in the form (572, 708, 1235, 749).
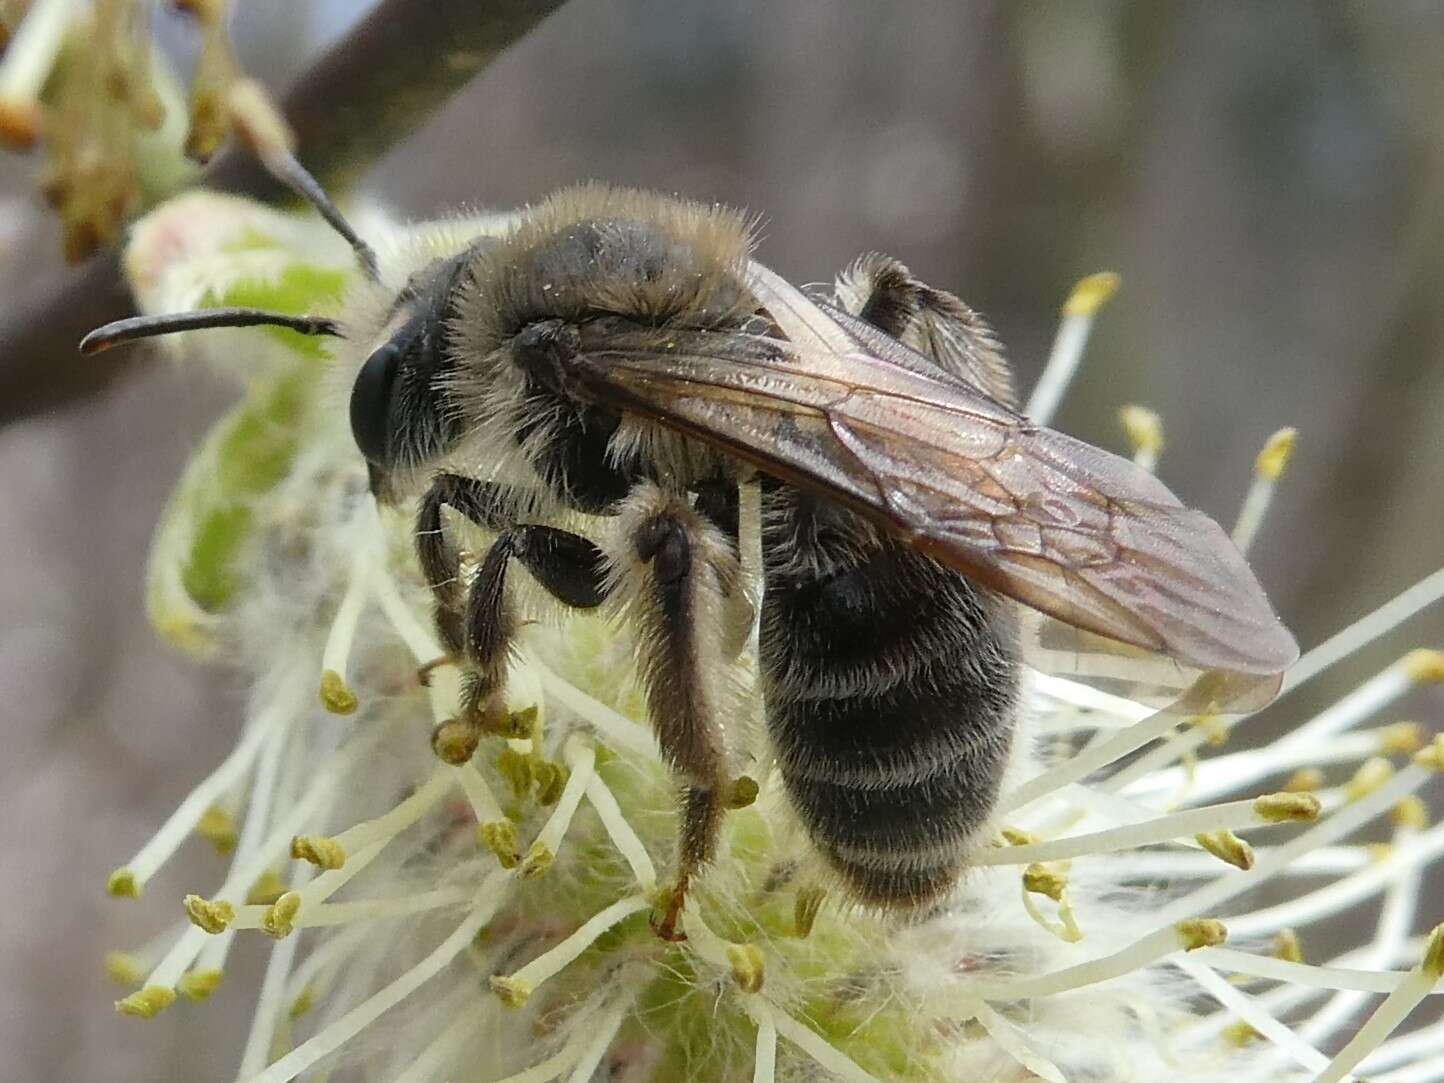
(562, 266, 1298, 680)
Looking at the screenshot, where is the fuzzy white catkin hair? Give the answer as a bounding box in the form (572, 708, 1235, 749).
(102, 193, 1444, 1083)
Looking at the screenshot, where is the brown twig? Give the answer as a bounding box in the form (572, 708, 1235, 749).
(0, 0, 568, 425)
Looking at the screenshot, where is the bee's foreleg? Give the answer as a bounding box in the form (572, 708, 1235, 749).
(606, 484, 743, 940)
(415, 473, 515, 659)
(417, 473, 608, 763)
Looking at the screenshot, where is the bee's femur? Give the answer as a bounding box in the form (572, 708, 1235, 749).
(79, 308, 343, 355)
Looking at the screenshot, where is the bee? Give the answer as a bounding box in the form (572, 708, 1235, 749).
(83, 152, 1298, 937)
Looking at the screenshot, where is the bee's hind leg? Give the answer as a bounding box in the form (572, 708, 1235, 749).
(415, 473, 608, 763)
(608, 483, 746, 940)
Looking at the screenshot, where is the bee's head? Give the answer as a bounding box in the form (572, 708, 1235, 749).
(78, 140, 482, 504)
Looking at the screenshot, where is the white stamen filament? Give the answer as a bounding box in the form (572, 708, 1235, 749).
(1224, 820, 1444, 939)
(1160, 765, 1431, 926)
(1190, 947, 1443, 997)
(0, 0, 73, 108)
(281, 921, 373, 1016)
(237, 863, 316, 1078)
(1287, 567, 1444, 691)
(318, 539, 371, 711)
(563, 997, 631, 1083)
(983, 795, 1307, 866)
(1026, 272, 1120, 425)
(1231, 428, 1297, 553)
(584, 771, 657, 891)
(769, 1002, 885, 1083)
(110, 675, 297, 893)
(389, 987, 484, 1083)
(1170, 954, 1331, 1074)
(1295, 821, 1425, 1051)
(750, 1003, 778, 1083)
(498, 894, 648, 999)
(251, 885, 479, 930)
(487, 1011, 604, 1083)
(329, 767, 454, 856)
(1314, 930, 1444, 1083)
(526, 738, 597, 862)
(240, 874, 511, 1083)
(999, 698, 1188, 814)
(1111, 658, 1414, 799)
(971, 1001, 1069, 1083)
(531, 659, 656, 758)
(943, 921, 1221, 1003)
(451, 761, 506, 824)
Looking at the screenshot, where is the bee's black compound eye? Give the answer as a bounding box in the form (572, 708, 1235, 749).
(350, 343, 401, 466)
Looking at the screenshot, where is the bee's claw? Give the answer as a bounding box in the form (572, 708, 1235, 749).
(649, 880, 690, 942)
(416, 655, 458, 687)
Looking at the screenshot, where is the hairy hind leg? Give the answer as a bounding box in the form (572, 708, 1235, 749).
(606, 484, 747, 939)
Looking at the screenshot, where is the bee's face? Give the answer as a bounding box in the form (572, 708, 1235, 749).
(348, 251, 476, 495)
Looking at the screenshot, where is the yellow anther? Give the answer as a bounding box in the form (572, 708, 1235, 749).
(0, 102, 40, 151)
(1119, 405, 1164, 457)
(1392, 796, 1429, 831)
(506, 704, 540, 739)
(1061, 271, 1121, 317)
(1254, 792, 1322, 823)
(184, 895, 235, 934)
(289, 985, 316, 1020)
(794, 887, 827, 939)
(1283, 767, 1325, 793)
(1023, 863, 1068, 902)
(727, 943, 766, 994)
(1413, 734, 1444, 772)
(497, 747, 534, 800)
(1366, 842, 1395, 863)
(431, 719, 480, 765)
(1224, 1021, 1262, 1047)
(291, 834, 347, 870)
(1404, 649, 1444, 684)
(195, 805, 238, 855)
(1001, 827, 1039, 846)
(520, 842, 554, 879)
(105, 952, 146, 986)
(1377, 721, 1427, 755)
(319, 669, 359, 715)
(116, 986, 176, 1019)
(533, 760, 569, 807)
(246, 869, 288, 906)
(1196, 831, 1255, 870)
(177, 969, 224, 1002)
(1254, 428, 1298, 481)
(1346, 757, 1395, 801)
(107, 868, 140, 898)
(1189, 712, 1228, 746)
(1177, 918, 1228, 951)
(1423, 924, 1444, 979)
(479, 820, 521, 869)
(491, 974, 532, 1008)
(1273, 929, 1305, 964)
(263, 891, 302, 939)
(727, 775, 760, 810)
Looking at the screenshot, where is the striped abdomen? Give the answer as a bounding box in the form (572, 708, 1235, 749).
(760, 493, 1019, 908)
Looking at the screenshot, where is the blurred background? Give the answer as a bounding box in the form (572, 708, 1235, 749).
(1, 2, 1441, 1080)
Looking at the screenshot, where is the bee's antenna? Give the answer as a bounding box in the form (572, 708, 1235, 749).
(228, 80, 381, 283)
(79, 308, 343, 355)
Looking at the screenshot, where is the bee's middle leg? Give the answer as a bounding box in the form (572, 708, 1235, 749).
(610, 485, 743, 940)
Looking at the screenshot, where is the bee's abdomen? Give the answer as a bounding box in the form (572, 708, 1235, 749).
(761, 510, 1019, 908)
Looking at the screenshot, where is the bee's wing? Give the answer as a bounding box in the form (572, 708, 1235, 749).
(563, 264, 1299, 686)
